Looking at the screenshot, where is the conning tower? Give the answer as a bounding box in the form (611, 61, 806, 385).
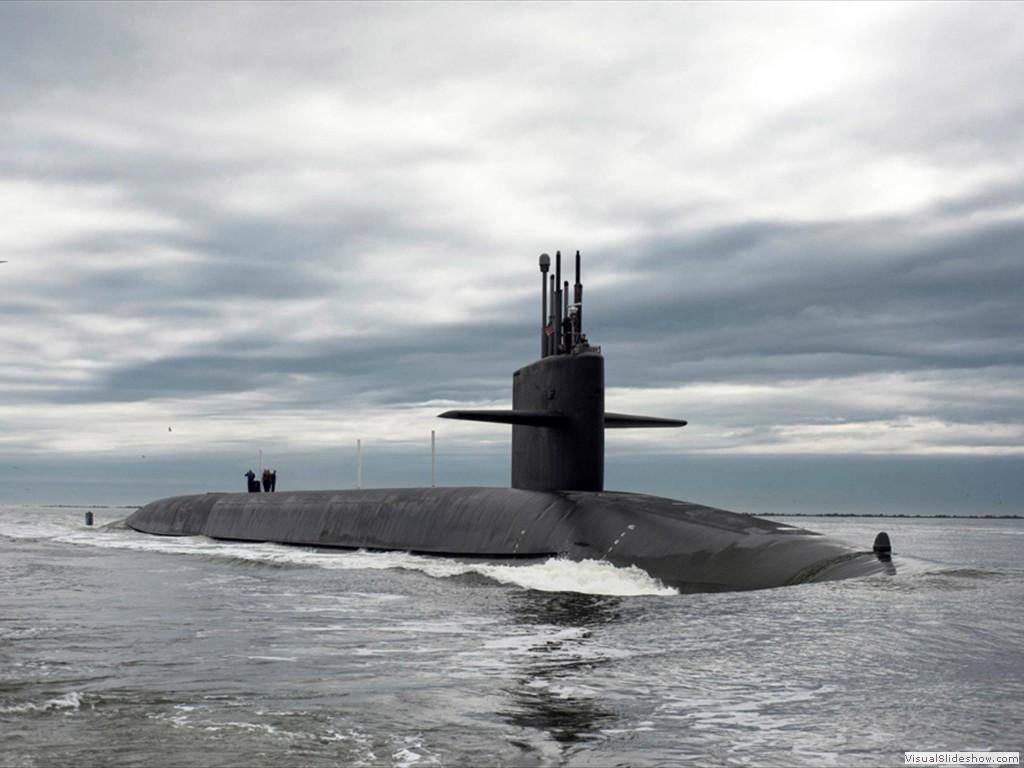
(440, 251, 686, 492)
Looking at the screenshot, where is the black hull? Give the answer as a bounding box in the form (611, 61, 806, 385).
(126, 488, 892, 592)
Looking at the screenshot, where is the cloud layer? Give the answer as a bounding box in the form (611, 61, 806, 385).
(1, 2, 1022, 508)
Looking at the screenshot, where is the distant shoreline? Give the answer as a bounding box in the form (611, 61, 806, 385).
(2, 504, 1021, 521)
(762, 513, 1023, 520)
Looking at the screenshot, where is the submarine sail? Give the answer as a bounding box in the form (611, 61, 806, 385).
(127, 251, 895, 592)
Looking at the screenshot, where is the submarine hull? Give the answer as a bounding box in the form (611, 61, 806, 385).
(126, 488, 892, 592)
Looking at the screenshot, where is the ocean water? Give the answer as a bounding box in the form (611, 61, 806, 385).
(1, 505, 1022, 767)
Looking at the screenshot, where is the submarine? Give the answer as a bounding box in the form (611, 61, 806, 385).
(127, 251, 895, 592)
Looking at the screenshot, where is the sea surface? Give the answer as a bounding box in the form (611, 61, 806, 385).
(2, 505, 1022, 767)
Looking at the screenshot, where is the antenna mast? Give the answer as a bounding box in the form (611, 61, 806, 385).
(539, 253, 550, 357)
(539, 250, 586, 356)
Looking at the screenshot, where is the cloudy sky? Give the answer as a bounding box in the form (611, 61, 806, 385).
(2, 1, 1022, 513)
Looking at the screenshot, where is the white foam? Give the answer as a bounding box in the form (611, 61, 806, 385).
(0, 691, 85, 714)
(470, 557, 678, 596)
(204, 721, 281, 735)
(391, 734, 443, 767)
(304, 549, 677, 595)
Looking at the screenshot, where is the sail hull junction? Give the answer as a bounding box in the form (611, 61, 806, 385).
(126, 488, 891, 592)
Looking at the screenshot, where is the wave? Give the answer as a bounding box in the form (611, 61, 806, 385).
(0, 691, 86, 715)
(88, 533, 677, 596)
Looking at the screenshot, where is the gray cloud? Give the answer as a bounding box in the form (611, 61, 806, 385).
(597, 215, 1024, 376)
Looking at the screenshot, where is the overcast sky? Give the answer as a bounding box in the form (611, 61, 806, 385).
(2, 2, 1022, 513)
